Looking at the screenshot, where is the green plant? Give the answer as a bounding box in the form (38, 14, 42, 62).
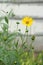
(0, 15, 43, 65)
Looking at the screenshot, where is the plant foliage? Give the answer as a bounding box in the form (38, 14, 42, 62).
(0, 16, 43, 65)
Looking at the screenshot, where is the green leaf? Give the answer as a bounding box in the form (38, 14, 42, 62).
(15, 41, 18, 48)
(5, 16, 8, 24)
(0, 60, 5, 65)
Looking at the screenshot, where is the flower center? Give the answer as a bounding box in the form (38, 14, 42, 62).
(26, 21, 29, 24)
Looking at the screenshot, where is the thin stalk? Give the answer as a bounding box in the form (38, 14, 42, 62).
(25, 26, 28, 43)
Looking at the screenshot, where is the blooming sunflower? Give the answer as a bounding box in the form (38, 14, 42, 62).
(22, 16, 33, 27)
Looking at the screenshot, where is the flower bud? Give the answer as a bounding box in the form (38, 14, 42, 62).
(16, 22, 20, 24)
(31, 35, 35, 41)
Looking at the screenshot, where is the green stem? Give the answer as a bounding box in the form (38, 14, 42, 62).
(17, 24, 18, 32)
(25, 26, 28, 43)
(30, 40, 34, 49)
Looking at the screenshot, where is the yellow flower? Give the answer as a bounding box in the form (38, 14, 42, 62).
(22, 16, 33, 27)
